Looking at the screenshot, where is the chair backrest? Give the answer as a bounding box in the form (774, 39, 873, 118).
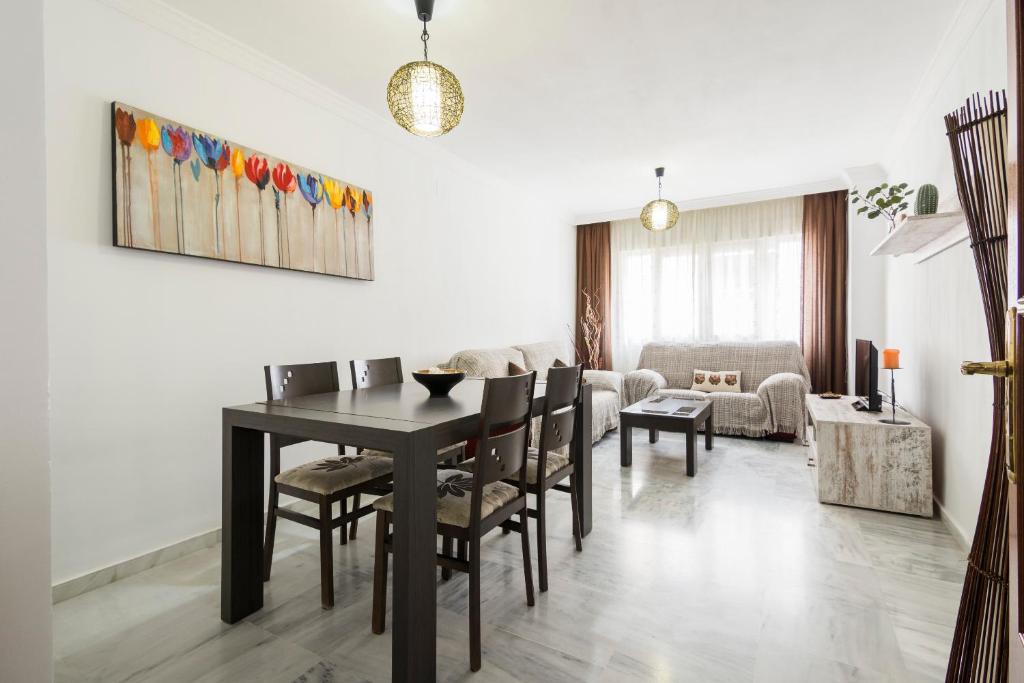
(264, 361, 340, 401)
(469, 372, 536, 526)
(537, 363, 583, 454)
(350, 357, 403, 389)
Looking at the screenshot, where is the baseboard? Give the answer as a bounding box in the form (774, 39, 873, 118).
(51, 499, 324, 604)
(934, 497, 972, 552)
(52, 527, 221, 604)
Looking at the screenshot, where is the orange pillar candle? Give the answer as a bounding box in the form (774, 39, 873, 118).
(882, 348, 900, 369)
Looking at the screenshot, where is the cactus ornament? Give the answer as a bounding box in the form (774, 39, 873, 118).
(914, 184, 938, 215)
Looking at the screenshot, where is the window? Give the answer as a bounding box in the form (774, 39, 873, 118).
(611, 197, 803, 371)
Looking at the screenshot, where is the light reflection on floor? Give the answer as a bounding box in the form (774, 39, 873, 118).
(54, 431, 965, 682)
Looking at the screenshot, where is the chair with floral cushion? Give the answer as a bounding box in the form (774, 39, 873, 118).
(460, 363, 584, 591)
(263, 361, 394, 610)
(370, 372, 537, 672)
(345, 357, 466, 542)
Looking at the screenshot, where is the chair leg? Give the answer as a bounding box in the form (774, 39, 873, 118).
(339, 497, 348, 546)
(457, 539, 467, 565)
(441, 536, 453, 581)
(520, 505, 535, 607)
(371, 511, 389, 634)
(350, 493, 361, 540)
(469, 537, 482, 672)
(263, 446, 281, 582)
(536, 491, 548, 593)
(569, 473, 583, 552)
(319, 497, 334, 610)
(263, 501, 278, 583)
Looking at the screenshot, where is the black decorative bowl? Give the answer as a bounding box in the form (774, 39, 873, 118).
(412, 369, 465, 397)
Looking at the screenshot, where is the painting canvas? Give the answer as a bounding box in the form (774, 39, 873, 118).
(111, 101, 374, 280)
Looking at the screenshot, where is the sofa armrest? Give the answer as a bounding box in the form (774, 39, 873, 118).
(623, 369, 667, 406)
(756, 372, 810, 438)
(582, 369, 623, 397)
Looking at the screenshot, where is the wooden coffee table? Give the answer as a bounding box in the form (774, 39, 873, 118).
(620, 397, 713, 476)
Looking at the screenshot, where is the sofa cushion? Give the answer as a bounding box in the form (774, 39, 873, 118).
(447, 347, 526, 378)
(691, 369, 742, 393)
(513, 341, 571, 380)
(637, 341, 809, 391)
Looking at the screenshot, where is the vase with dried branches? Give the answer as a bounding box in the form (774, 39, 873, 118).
(567, 289, 603, 370)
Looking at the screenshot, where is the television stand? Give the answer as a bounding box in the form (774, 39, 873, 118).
(807, 394, 932, 516)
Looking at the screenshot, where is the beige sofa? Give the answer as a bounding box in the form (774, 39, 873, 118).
(445, 341, 622, 444)
(623, 341, 811, 440)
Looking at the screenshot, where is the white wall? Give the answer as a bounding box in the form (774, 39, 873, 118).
(46, 0, 575, 584)
(845, 165, 889, 389)
(0, 0, 53, 679)
(880, 0, 1006, 544)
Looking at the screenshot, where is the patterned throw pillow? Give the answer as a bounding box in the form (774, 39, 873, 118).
(691, 369, 742, 393)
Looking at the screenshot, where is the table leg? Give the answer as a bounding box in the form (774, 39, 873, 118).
(649, 428, 659, 443)
(705, 407, 714, 451)
(620, 422, 632, 467)
(686, 426, 697, 477)
(575, 384, 593, 537)
(390, 430, 438, 682)
(221, 421, 265, 623)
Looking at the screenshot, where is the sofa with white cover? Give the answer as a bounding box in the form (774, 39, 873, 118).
(623, 341, 811, 440)
(445, 341, 622, 444)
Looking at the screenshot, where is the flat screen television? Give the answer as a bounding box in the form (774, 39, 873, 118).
(854, 339, 882, 411)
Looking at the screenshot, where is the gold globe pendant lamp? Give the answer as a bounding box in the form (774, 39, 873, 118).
(640, 167, 679, 231)
(387, 0, 464, 137)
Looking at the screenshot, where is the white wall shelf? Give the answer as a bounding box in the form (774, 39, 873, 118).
(869, 210, 967, 264)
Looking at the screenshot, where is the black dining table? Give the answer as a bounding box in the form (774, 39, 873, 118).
(220, 378, 593, 681)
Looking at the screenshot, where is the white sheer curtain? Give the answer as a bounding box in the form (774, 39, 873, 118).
(611, 197, 804, 371)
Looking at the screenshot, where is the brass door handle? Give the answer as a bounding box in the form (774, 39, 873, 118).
(961, 308, 1018, 484)
(960, 360, 1012, 377)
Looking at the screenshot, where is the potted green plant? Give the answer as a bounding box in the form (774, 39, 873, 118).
(849, 182, 914, 232)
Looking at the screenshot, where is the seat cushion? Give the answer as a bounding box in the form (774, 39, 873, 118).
(372, 469, 519, 527)
(275, 454, 393, 495)
(459, 447, 570, 485)
(360, 442, 464, 462)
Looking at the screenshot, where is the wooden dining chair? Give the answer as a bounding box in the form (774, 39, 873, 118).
(370, 372, 538, 672)
(346, 356, 465, 541)
(263, 361, 394, 609)
(461, 363, 584, 592)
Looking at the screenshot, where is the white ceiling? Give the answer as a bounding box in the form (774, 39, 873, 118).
(163, 0, 964, 219)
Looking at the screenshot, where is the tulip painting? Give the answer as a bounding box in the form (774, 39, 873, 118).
(344, 186, 363, 278)
(160, 123, 193, 253)
(137, 118, 162, 250)
(322, 179, 346, 276)
(114, 108, 137, 247)
(297, 174, 324, 272)
(193, 133, 231, 257)
(112, 102, 374, 279)
(230, 149, 245, 262)
(244, 154, 270, 265)
(272, 162, 297, 268)
(362, 190, 374, 279)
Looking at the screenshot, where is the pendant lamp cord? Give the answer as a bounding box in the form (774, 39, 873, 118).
(421, 21, 430, 61)
(658, 175, 663, 200)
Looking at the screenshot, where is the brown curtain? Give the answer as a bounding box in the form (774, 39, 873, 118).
(800, 191, 848, 394)
(576, 222, 612, 370)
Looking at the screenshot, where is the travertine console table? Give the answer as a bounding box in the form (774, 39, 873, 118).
(806, 394, 933, 517)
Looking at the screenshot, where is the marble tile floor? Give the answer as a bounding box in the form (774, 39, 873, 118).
(53, 432, 967, 682)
